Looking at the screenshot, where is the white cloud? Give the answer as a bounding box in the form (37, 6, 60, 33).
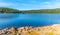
(40, 1, 60, 9)
(0, 2, 15, 7)
(18, 0, 60, 9)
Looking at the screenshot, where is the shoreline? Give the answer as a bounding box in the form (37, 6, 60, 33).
(0, 24, 60, 35)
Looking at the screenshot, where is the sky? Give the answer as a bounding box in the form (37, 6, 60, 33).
(0, 0, 60, 10)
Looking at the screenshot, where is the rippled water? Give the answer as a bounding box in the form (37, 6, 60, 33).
(0, 14, 60, 29)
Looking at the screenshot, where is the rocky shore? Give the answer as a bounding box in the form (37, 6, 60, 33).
(0, 24, 60, 35)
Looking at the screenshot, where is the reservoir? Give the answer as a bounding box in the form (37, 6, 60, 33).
(0, 14, 60, 29)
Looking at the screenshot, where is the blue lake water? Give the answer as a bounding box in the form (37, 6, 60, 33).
(0, 14, 60, 29)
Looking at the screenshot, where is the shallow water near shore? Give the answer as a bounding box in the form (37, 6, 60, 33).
(0, 13, 60, 29)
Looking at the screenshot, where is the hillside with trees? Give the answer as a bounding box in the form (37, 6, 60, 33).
(23, 8, 60, 13)
(0, 8, 22, 13)
(0, 8, 60, 13)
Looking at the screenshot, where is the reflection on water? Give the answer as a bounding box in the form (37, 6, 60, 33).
(0, 14, 19, 19)
(0, 14, 60, 29)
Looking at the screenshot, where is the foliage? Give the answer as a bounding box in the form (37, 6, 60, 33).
(0, 8, 21, 13)
(0, 8, 60, 13)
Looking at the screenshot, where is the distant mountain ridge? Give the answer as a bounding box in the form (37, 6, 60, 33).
(0, 8, 60, 13)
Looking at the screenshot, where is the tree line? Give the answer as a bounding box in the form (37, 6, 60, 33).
(0, 8, 60, 13)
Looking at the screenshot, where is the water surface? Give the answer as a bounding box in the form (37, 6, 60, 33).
(0, 14, 60, 29)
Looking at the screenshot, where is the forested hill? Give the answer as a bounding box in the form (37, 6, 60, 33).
(0, 8, 21, 13)
(0, 8, 60, 13)
(23, 8, 60, 13)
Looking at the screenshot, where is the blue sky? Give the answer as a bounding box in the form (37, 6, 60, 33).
(0, 0, 60, 10)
